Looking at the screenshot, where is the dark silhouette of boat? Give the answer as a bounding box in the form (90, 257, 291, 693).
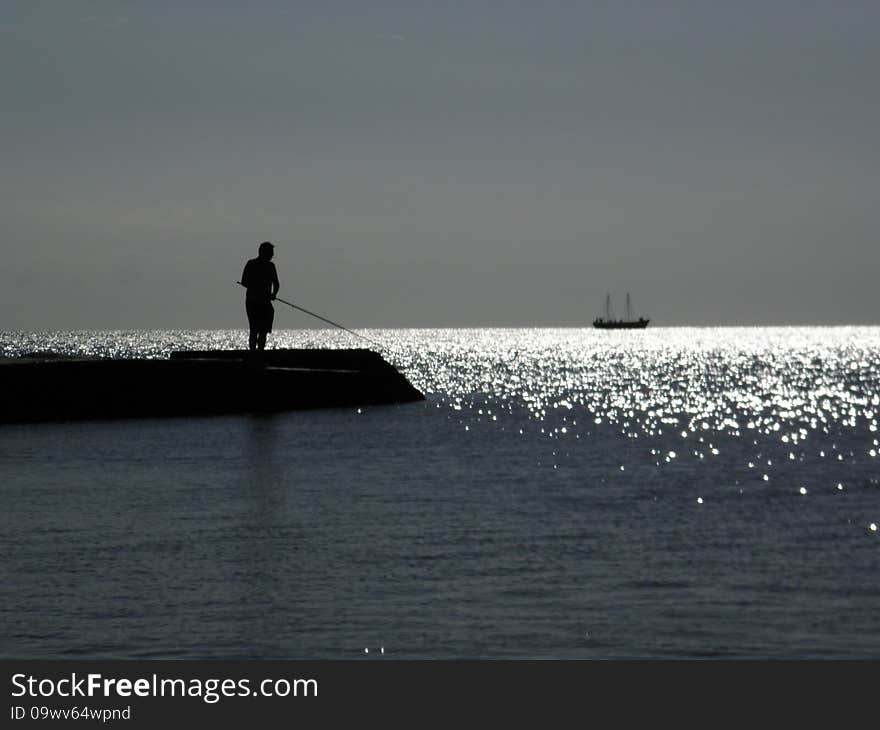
(0, 349, 424, 423)
(593, 293, 650, 329)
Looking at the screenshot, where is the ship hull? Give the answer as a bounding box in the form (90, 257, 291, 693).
(592, 319, 650, 330)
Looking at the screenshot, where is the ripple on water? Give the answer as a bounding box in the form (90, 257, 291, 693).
(2, 326, 880, 657)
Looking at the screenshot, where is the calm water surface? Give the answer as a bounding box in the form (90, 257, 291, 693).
(1, 327, 879, 658)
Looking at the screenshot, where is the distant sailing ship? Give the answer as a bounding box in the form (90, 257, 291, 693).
(593, 292, 650, 329)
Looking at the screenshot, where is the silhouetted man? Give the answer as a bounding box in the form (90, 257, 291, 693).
(241, 241, 280, 351)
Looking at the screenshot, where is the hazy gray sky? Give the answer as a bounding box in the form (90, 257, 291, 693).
(2, 1, 878, 329)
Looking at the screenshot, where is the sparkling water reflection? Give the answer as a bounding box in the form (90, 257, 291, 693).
(1, 327, 879, 658)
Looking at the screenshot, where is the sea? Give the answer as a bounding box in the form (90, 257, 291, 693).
(1, 327, 879, 659)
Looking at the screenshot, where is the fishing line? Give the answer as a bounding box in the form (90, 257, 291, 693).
(236, 282, 389, 353)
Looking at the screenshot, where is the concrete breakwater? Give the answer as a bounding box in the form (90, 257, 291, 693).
(1, 349, 424, 423)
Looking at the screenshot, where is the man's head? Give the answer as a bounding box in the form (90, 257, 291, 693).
(258, 241, 274, 260)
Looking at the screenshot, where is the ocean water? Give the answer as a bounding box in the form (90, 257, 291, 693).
(1, 327, 879, 659)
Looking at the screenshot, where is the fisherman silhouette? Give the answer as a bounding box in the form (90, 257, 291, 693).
(241, 241, 280, 351)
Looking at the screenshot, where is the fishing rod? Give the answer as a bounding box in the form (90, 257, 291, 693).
(236, 282, 386, 351)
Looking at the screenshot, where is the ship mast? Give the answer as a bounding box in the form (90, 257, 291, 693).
(626, 292, 632, 321)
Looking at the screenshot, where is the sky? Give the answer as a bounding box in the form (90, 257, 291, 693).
(2, 0, 878, 329)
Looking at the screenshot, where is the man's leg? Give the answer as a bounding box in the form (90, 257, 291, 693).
(246, 300, 258, 351)
(258, 303, 273, 351)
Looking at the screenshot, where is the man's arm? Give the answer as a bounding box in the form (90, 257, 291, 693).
(270, 263, 280, 300)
